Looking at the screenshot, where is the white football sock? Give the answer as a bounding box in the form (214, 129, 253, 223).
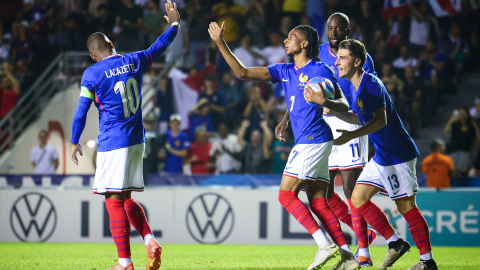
(144, 233, 154, 246)
(119, 257, 132, 267)
(312, 229, 329, 248)
(386, 233, 400, 244)
(358, 247, 371, 258)
(340, 244, 352, 253)
(420, 251, 433, 261)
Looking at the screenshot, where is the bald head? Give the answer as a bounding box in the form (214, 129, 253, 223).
(86, 32, 113, 57)
(327, 13, 350, 28)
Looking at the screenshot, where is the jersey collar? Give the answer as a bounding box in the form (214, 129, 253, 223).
(294, 59, 312, 71)
(102, 54, 121, 61)
(328, 44, 336, 58)
(355, 71, 366, 91)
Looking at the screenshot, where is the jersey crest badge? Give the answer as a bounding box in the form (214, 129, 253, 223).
(299, 73, 309, 86)
(357, 98, 364, 112)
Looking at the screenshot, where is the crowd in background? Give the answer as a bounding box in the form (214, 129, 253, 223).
(1, 0, 480, 178)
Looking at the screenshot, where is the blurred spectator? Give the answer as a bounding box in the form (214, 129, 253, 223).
(279, 16, 292, 37)
(88, 0, 108, 18)
(262, 31, 288, 65)
(233, 33, 266, 68)
(64, 0, 89, 51)
(402, 66, 424, 137)
(392, 45, 418, 77)
(243, 0, 266, 48)
(185, 127, 214, 174)
(116, 0, 143, 51)
(439, 23, 469, 84)
(11, 21, 33, 64)
(30, 130, 59, 174)
(155, 75, 173, 135)
(219, 70, 240, 129)
(198, 74, 225, 129)
(0, 62, 20, 119)
(0, 32, 12, 64)
(408, 2, 435, 55)
(185, 0, 210, 68)
(188, 98, 215, 142)
(237, 120, 273, 174)
(243, 85, 269, 139)
(210, 123, 242, 174)
(470, 96, 480, 128)
(381, 63, 404, 107)
(91, 4, 115, 39)
(143, 0, 165, 46)
(444, 108, 477, 177)
(358, 0, 382, 45)
(164, 114, 190, 174)
(163, 17, 187, 66)
(422, 139, 455, 188)
(349, 18, 364, 43)
(418, 40, 445, 87)
(273, 129, 294, 174)
(143, 117, 162, 182)
(211, 0, 244, 47)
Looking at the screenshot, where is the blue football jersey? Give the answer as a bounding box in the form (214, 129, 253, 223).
(351, 72, 419, 166)
(319, 43, 376, 108)
(268, 60, 336, 144)
(80, 52, 152, 152)
(164, 130, 190, 173)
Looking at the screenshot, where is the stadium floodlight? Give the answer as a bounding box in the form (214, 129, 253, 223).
(86, 140, 96, 148)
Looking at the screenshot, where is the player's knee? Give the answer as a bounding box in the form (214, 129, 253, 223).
(278, 190, 297, 207)
(350, 193, 367, 209)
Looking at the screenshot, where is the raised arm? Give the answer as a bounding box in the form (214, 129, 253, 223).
(146, 0, 181, 62)
(208, 22, 272, 82)
(237, 119, 250, 148)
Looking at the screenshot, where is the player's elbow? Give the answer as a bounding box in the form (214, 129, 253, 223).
(236, 69, 247, 79)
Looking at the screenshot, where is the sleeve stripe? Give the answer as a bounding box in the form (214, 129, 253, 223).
(80, 86, 94, 100)
(148, 51, 153, 67)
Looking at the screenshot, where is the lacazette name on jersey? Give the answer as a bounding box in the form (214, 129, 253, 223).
(105, 63, 138, 78)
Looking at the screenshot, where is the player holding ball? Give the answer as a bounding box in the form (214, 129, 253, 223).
(209, 21, 360, 270)
(70, 1, 180, 269)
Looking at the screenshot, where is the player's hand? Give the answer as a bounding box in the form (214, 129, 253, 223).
(164, 0, 181, 25)
(208, 21, 225, 43)
(275, 120, 289, 142)
(304, 83, 327, 106)
(333, 129, 353, 146)
(70, 143, 83, 166)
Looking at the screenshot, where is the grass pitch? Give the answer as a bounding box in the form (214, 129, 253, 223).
(0, 243, 479, 269)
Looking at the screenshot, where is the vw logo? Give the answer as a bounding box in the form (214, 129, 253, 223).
(186, 193, 234, 244)
(10, 192, 57, 242)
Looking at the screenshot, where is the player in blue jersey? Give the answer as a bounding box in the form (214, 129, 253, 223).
(318, 13, 377, 267)
(327, 39, 437, 270)
(69, 1, 180, 269)
(209, 22, 360, 270)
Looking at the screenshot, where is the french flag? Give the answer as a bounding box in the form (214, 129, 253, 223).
(381, 0, 411, 19)
(428, 0, 461, 17)
(168, 65, 216, 130)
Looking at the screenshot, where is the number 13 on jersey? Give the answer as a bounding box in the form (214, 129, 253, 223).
(114, 78, 140, 118)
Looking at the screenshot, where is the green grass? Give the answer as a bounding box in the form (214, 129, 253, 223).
(0, 243, 479, 269)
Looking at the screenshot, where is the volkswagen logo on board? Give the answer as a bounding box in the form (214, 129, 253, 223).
(186, 193, 234, 244)
(10, 192, 57, 242)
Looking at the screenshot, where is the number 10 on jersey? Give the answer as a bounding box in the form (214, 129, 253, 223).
(114, 78, 140, 118)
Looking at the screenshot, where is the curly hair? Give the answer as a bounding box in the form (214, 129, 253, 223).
(293, 25, 320, 61)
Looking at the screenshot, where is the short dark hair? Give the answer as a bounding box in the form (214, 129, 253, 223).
(86, 32, 111, 54)
(338, 39, 366, 66)
(430, 139, 444, 151)
(38, 130, 48, 137)
(293, 25, 320, 61)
